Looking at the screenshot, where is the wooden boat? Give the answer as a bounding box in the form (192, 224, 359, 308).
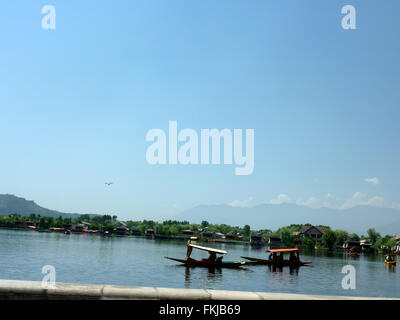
(385, 254, 397, 266)
(165, 242, 246, 269)
(83, 229, 99, 234)
(49, 227, 65, 233)
(348, 246, 359, 257)
(165, 256, 246, 268)
(241, 248, 311, 267)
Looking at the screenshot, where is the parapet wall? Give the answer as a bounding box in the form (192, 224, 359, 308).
(0, 279, 395, 300)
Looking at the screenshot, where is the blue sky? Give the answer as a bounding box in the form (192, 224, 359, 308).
(0, 1, 399, 220)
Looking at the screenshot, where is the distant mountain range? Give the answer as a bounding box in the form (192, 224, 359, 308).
(176, 203, 400, 235)
(2, 194, 399, 235)
(0, 194, 94, 219)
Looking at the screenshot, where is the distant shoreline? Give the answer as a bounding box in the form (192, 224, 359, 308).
(1, 213, 398, 255)
(0, 226, 250, 245)
(0, 227, 396, 256)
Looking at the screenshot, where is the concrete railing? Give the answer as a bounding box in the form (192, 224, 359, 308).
(0, 279, 397, 300)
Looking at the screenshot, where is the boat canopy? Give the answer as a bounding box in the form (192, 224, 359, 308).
(188, 243, 227, 254)
(266, 248, 299, 253)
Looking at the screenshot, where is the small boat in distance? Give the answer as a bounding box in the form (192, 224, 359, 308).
(348, 246, 359, 257)
(165, 241, 246, 269)
(349, 251, 358, 257)
(241, 248, 312, 267)
(384, 254, 397, 266)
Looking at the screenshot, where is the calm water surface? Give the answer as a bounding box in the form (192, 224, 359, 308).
(0, 229, 398, 298)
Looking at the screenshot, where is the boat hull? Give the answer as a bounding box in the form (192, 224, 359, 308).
(385, 260, 396, 266)
(241, 256, 312, 267)
(165, 257, 246, 269)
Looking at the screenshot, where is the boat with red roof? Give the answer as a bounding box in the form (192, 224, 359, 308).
(241, 248, 311, 267)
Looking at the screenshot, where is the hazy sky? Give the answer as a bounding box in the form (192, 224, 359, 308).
(0, 1, 399, 220)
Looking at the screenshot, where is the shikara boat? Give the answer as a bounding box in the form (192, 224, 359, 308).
(165, 242, 246, 269)
(241, 248, 312, 267)
(384, 254, 397, 266)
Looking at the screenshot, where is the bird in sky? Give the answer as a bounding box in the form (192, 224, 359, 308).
(105, 182, 113, 186)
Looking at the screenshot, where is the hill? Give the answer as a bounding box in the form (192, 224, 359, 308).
(0, 194, 94, 219)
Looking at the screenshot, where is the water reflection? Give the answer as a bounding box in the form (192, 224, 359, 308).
(385, 265, 396, 273)
(267, 265, 300, 275)
(183, 266, 224, 288)
(206, 268, 223, 281)
(184, 266, 190, 286)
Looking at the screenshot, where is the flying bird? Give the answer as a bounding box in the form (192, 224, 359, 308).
(105, 182, 113, 186)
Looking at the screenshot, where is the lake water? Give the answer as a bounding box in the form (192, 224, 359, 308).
(0, 229, 398, 298)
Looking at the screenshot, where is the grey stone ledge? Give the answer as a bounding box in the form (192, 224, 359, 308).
(0, 279, 397, 300)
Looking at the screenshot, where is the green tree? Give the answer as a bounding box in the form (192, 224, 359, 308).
(323, 229, 337, 250)
(302, 236, 315, 249)
(243, 225, 251, 237)
(201, 221, 209, 228)
(351, 233, 360, 241)
(278, 228, 294, 248)
(54, 215, 64, 227)
(367, 228, 381, 245)
(38, 216, 54, 229)
(334, 230, 348, 247)
(79, 214, 91, 221)
(374, 235, 395, 252)
(64, 217, 72, 224)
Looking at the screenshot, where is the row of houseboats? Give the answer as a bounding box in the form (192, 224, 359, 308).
(165, 238, 312, 269)
(165, 237, 397, 269)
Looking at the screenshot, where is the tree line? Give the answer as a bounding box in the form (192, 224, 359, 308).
(0, 214, 397, 252)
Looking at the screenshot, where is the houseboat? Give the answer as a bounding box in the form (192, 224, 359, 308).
(145, 229, 155, 239)
(165, 240, 246, 269)
(241, 248, 311, 267)
(250, 234, 265, 248)
(268, 235, 281, 249)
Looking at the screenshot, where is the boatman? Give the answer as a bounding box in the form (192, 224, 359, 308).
(186, 240, 193, 259)
(208, 252, 217, 262)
